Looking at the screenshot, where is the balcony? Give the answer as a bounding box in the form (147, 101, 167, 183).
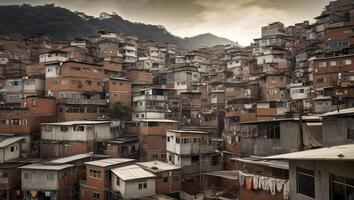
(133, 95, 167, 101)
(59, 98, 107, 105)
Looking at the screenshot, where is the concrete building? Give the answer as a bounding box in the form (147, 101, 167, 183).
(0, 96, 57, 157)
(0, 136, 24, 163)
(104, 77, 131, 108)
(237, 117, 322, 157)
(321, 108, 354, 147)
(103, 136, 139, 159)
(80, 158, 135, 200)
(126, 69, 153, 85)
(20, 163, 78, 200)
(39, 50, 69, 63)
(166, 65, 200, 94)
(111, 165, 156, 199)
(138, 119, 178, 161)
(132, 88, 175, 120)
(166, 130, 222, 195)
(267, 144, 354, 200)
(5, 76, 44, 105)
(40, 121, 116, 158)
(45, 61, 107, 121)
(232, 157, 289, 200)
(137, 160, 181, 196)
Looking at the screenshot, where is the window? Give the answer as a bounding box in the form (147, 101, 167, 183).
(89, 169, 102, 178)
(330, 61, 337, 66)
(317, 77, 324, 83)
(348, 129, 354, 140)
(116, 178, 120, 186)
(24, 172, 32, 180)
(10, 146, 14, 152)
(32, 99, 37, 107)
(61, 126, 68, 132)
(191, 155, 199, 162)
(266, 122, 280, 139)
(176, 137, 180, 144)
(47, 174, 54, 181)
(296, 167, 315, 198)
(12, 119, 20, 125)
(344, 59, 352, 65)
(0, 172, 8, 178)
(93, 192, 100, 200)
(43, 126, 53, 132)
(87, 106, 98, 113)
(74, 126, 84, 131)
(138, 181, 148, 190)
(330, 174, 354, 200)
(163, 176, 169, 183)
(319, 61, 327, 67)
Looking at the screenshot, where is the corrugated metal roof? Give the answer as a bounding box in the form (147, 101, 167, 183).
(0, 136, 24, 148)
(137, 160, 180, 173)
(50, 153, 93, 164)
(41, 120, 112, 126)
(111, 165, 156, 181)
(204, 170, 239, 180)
(231, 157, 289, 170)
(85, 158, 134, 167)
(19, 164, 74, 170)
(266, 144, 354, 161)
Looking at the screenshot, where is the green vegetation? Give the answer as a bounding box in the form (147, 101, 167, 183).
(109, 102, 132, 119)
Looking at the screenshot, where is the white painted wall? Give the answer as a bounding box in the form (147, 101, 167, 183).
(21, 170, 59, 191)
(41, 124, 113, 142)
(111, 174, 155, 199)
(0, 142, 21, 163)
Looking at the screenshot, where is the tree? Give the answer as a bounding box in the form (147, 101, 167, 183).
(109, 102, 132, 119)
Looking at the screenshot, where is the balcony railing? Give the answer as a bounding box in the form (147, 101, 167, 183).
(59, 98, 107, 105)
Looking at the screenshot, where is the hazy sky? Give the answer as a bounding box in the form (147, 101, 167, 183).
(0, 0, 331, 45)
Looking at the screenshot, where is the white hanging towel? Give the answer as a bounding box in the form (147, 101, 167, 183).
(283, 180, 290, 200)
(276, 179, 285, 193)
(253, 175, 260, 190)
(239, 171, 245, 186)
(269, 178, 276, 195)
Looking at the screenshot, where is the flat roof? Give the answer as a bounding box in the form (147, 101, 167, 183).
(109, 77, 131, 81)
(41, 120, 112, 126)
(137, 160, 181, 173)
(85, 158, 134, 167)
(133, 119, 179, 123)
(204, 170, 239, 180)
(111, 165, 156, 181)
(313, 54, 354, 60)
(167, 129, 208, 134)
(0, 136, 24, 148)
(19, 164, 74, 171)
(321, 108, 354, 117)
(50, 153, 93, 164)
(266, 144, 354, 161)
(231, 157, 289, 170)
(238, 116, 321, 124)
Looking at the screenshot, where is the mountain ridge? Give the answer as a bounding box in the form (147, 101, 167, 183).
(0, 4, 237, 50)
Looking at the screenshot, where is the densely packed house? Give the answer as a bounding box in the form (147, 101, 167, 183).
(0, 0, 354, 199)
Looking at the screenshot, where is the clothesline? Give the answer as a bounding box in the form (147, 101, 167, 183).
(239, 170, 289, 200)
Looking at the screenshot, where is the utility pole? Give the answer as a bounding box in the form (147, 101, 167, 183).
(298, 100, 304, 151)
